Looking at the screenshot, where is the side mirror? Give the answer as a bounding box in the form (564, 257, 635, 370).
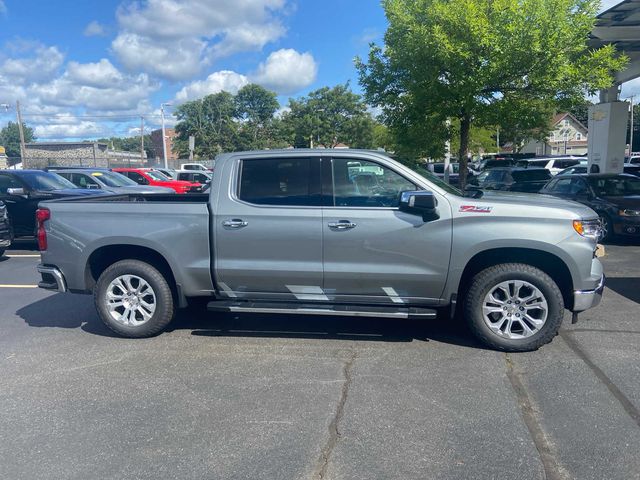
(399, 191, 439, 221)
(7, 187, 26, 196)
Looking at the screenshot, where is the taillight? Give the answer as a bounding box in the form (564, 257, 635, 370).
(36, 208, 50, 251)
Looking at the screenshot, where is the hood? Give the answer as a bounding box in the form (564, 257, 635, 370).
(455, 190, 597, 219)
(40, 188, 109, 197)
(600, 195, 640, 209)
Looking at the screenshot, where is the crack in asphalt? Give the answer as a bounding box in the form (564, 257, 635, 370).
(313, 349, 358, 480)
(505, 353, 569, 480)
(560, 331, 640, 428)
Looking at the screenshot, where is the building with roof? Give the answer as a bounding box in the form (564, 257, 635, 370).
(521, 112, 589, 156)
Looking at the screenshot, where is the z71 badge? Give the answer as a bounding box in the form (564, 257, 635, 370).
(459, 205, 493, 213)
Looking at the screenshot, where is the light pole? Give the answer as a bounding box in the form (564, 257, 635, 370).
(629, 95, 635, 156)
(160, 102, 172, 169)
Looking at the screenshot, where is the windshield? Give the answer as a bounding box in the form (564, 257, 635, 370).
(90, 171, 137, 187)
(21, 171, 78, 191)
(146, 170, 170, 181)
(588, 176, 640, 196)
(408, 163, 463, 196)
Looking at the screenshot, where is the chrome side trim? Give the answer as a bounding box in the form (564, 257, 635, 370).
(37, 264, 67, 293)
(572, 274, 605, 312)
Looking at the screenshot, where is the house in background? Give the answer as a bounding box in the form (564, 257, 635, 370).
(521, 112, 589, 156)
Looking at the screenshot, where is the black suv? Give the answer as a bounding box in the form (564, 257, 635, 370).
(469, 167, 552, 193)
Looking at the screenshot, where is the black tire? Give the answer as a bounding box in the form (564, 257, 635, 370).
(463, 263, 564, 352)
(94, 259, 175, 338)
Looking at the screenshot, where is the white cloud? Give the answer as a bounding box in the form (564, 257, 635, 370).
(175, 70, 249, 102)
(65, 59, 124, 88)
(112, 33, 206, 81)
(251, 48, 317, 94)
(621, 77, 640, 99)
(112, 0, 289, 80)
(84, 21, 107, 37)
(1, 45, 64, 83)
(34, 121, 104, 139)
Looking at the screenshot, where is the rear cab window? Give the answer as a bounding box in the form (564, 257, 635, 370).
(238, 157, 322, 206)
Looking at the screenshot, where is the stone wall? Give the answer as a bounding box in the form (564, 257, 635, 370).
(24, 143, 110, 169)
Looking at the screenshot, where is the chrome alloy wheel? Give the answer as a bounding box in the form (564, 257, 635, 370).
(482, 280, 548, 339)
(106, 275, 156, 326)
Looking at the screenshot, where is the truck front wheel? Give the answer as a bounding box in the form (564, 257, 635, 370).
(94, 259, 175, 338)
(463, 263, 564, 352)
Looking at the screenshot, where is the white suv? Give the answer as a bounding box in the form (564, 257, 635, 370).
(517, 157, 585, 175)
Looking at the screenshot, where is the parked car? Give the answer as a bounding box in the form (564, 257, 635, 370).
(540, 173, 640, 241)
(516, 156, 584, 175)
(51, 169, 176, 194)
(112, 168, 200, 194)
(626, 155, 640, 165)
(0, 170, 106, 238)
(181, 163, 212, 172)
(424, 162, 461, 186)
(0, 200, 13, 257)
(155, 168, 178, 180)
(558, 165, 640, 178)
(36, 149, 603, 352)
(175, 170, 212, 187)
(470, 167, 552, 193)
(475, 158, 517, 171)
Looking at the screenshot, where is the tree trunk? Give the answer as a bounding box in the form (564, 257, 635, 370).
(458, 114, 471, 188)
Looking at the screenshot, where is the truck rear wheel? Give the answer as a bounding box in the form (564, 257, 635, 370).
(94, 259, 175, 338)
(463, 263, 564, 352)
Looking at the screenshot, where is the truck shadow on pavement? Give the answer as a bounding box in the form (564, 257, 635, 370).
(17, 293, 484, 348)
(605, 277, 640, 304)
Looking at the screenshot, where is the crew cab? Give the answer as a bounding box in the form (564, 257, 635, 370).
(36, 150, 604, 352)
(112, 168, 200, 194)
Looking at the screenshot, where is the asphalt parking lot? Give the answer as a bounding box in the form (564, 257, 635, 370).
(1, 240, 639, 480)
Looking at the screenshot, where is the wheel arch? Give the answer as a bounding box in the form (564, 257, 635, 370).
(85, 244, 183, 306)
(456, 248, 574, 310)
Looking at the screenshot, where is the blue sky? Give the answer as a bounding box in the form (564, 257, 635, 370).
(0, 0, 637, 142)
(0, 0, 387, 140)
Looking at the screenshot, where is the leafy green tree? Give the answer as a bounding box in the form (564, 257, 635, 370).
(282, 84, 376, 149)
(234, 84, 281, 150)
(174, 91, 238, 157)
(96, 135, 153, 157)
(569, 100, 594, 128)
(0, 121, 35, 162)
(357, 0, 628, 185)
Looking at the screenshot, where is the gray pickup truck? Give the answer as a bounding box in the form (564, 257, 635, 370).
(36, 150, 604, 351)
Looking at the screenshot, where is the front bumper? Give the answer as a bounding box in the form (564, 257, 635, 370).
(37, 264, 67, 292)
(572, 274, 605, 312)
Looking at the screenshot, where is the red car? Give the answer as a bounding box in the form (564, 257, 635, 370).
(113, 168, 200, 194)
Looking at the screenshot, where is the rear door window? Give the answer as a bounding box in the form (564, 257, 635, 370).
(238, 158, 321, 206)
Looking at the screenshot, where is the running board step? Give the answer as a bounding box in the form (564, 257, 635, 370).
(207, 301, 437, 319)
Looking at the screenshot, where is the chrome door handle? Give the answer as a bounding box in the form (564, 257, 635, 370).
(222, 219, 248, 228)
(328, 220, 357, 230)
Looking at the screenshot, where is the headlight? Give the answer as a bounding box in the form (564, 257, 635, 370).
(619, 209, 640, 217)
(573, 219, 600, 240)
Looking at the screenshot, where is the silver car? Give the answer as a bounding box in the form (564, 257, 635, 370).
(54, 169, 176, 194)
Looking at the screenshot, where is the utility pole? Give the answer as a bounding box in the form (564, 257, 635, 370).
(160, 102, 172, 169)
(15, 101, 27, 163)
(496, 126, 500, 152)
(630, 95, 635, 156)
(140, 116, 145, 162)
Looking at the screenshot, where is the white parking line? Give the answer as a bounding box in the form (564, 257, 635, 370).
(0, 284, 38, 288)
(5, 254, 41, 258)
